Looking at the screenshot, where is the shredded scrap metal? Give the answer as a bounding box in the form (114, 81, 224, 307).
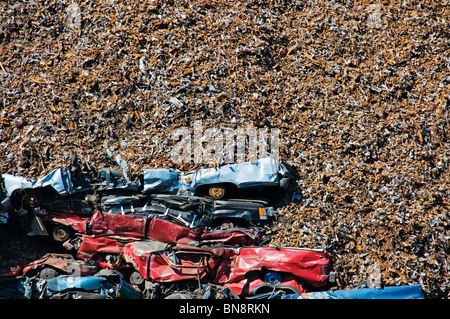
(0, 0, 448, 299)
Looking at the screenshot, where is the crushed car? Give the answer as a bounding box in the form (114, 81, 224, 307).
(0, 253, 99, 279)
(142, 157, 290, 201)
(1, 270, 141, 299)
(73, 224, 263, 268)
(102, 194, 275, 229)
(41, 270, 142, 299)
(0, 153, 139, 219)
(28, 193, 274, 248)
(121, 240, 335, 298)
(88, 209, 263, 246)
(2, 166, 139, 210)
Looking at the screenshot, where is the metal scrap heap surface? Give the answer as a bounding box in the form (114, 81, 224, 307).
(0, 0, 448, 298)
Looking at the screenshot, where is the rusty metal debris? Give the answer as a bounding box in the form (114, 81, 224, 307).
(0, 0, 449, 299)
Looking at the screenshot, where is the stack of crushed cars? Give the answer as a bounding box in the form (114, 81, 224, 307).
(0, 157, 423, 299)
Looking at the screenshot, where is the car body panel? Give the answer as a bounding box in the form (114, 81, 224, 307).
(1, 173, 36, 197)
(0, 253, 98, 278)
(76, 234, 133, 263)
(226, 247, 331, 288)
(40, 212, 89, 234)
(1, 168, 139, 211)
(281, 285, 424, 299)
(142, 157, 290, 197)
(147, 194, 274, 227)
(90, 210, 147, 238)
(44, 275, 141, 299)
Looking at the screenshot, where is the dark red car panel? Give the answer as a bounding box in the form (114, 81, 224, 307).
(40, 212, 88, 234)
(146, 216, 261, 246)
(77, 234, 130, 261)
(88, 210, 262, 246)
(90, 211, 147, 238)
(216, 246, 331, 288)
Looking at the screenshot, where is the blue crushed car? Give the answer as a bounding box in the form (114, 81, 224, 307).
(280, 285, 424, 299)
(143, 157, 290, 201)
(43, 273, 141, 299)
(1, 167, 139, 211)
(3, 270, 142, 299)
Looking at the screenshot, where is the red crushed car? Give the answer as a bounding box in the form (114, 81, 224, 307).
(89, 210, 262, 246)
(37, 199, 268, 248)
(73, 222, 262, 269)
(51, 208, 263, 265)
(40, 211, 89, 242)
(121, 240, 334, 297)
(0, 253, 98, 279)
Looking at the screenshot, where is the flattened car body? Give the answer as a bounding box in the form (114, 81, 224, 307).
(121, 241, 333, 296)
(43, 273, 141, 299)
(142, 157, 290, 200)
(0, 253, 98, 278)
(76, 220, 262, 265)
(146, 194, 274, 228)
(2, 167, 139, 211)
(89, 210, 262, 245)
(215, 246, 332, 288)
(100, 194, 274, 229)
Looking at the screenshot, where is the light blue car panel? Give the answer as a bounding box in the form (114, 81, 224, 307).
(282, 285, 424, 299)
(44, 275, 141, 299)
(34, 168, 74, 195)
(1, 168, 73, 196)
(45, 276, 107, 294)
(142, 168, 182, 193)
(192, 157, 282, 188)
(143, 157, 285, 195)
(2, 174, 35, 197)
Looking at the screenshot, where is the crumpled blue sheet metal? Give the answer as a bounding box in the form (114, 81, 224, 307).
(44, 275, 141, 299)
(281, 285, 424, 299)
(142, 168, 181, 194)
(1, 173, 35, 197)
(1, 173, 36, 223)
(35, 168, 76, 195)
(0, 211, 8, 224)
(1, 167, 138, 198)
(143, 157, 290, 195)
(1, 168, 76, 197)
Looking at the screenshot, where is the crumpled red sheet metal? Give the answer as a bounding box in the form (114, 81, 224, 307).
(89, 209, 262, 246)
(122, 241, 332, 296)
(215, 246, 331, 288)
(40, 211, 88, 234)
(0, 253, 98, 278)
(76, 234, 131, 263)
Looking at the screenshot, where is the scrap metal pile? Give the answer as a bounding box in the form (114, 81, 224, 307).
(0, 158, 423, 299)
(0, 158, 339, 299)
(0, 0, 448, 299)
